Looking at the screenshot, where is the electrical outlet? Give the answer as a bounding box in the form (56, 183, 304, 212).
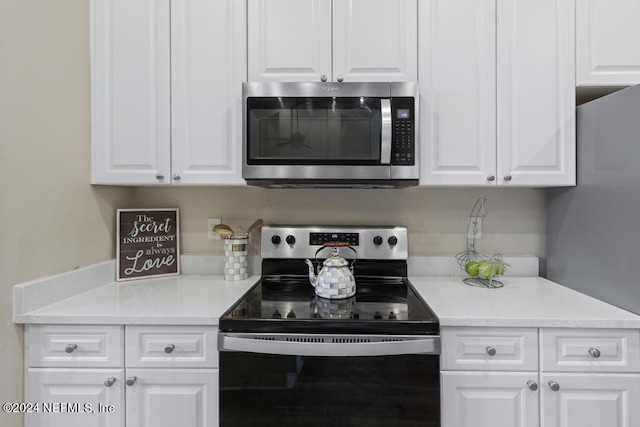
(467, 216, 482, 239)
(208, 218, 222, 240)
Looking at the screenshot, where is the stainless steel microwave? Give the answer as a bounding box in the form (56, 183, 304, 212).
(242, 82, 419, 188)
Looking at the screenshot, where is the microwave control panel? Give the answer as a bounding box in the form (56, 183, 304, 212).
(391, 97, 415, 165)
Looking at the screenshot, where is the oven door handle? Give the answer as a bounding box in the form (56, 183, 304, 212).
(219, 334, 439, 357)
(380, 99, 392, 165)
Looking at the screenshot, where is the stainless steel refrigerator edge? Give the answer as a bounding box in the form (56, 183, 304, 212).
(546, 84, 640, 315)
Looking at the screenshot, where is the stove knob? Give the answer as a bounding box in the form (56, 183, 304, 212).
(388, 312, 397, 320)
(374, 312, 382, 320)
(273, 310, 282, 319)
(286, 311, 296, 318)
(388, 236, 398, 246)
(373, 236, 383, 246)
(271, 235, 281, 245)
(286, 235, 296, 245)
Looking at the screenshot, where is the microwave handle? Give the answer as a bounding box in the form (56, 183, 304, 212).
(380, 99, 392, 164)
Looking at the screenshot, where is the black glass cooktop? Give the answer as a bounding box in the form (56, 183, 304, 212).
(219, 275, 439, 336)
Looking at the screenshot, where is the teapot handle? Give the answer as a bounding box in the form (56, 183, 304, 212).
(314, 242, 358, 273)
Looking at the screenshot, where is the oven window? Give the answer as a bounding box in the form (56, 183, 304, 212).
(219, 353, 440, 426)
(246, 97, 382, 165)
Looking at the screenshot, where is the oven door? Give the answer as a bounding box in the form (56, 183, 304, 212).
(219, 333, 440, 426)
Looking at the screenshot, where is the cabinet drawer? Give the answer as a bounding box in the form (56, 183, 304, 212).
(125, 326, 218, 368)
(441, 327, 538, 371)
(27, 325, 124, 368)
(540, 328, 640, 373)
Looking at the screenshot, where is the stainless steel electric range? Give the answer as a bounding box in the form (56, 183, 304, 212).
(218, 225, 440, 427)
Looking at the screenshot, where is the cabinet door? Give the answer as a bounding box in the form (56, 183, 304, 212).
(92, 0, 171, 185)
(247, 0, 332, 82)
(418, 0, 497, 186)
(496, 0, 575, 187)
(125, 369, 218, 427)
(26, 368, 124, 427)
(577, 0, 640, 86)
(170, 0, 246, 184)
(441, 371, 539, 427)
(333, 0, 417, 82)
(541, 373, 640, 427)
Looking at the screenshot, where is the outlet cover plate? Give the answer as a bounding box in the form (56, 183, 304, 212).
(208, 218, 222, 240)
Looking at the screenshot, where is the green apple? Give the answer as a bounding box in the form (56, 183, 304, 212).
(478, 261, 506, 278)
(465, 261, 481, 276)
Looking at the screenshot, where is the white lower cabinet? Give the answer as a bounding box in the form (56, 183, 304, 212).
(540, 373, 640, 427)
(441, 327, 640, 427)
(539, 328, 640, 427)
(25, 325, 218, 427)
(26, 368, 125, 427)
(441, 371, 539, 427)
(125, 369, 217, 427)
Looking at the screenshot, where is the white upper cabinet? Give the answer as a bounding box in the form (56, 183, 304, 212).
(92, 0, 171, 185)
(170, 0, 246, 185)
(247, 0, 332, 82)
(92, 0, 246, 185)
(577, 0, 640, 86)
(418, 0, 497, 186)
(248, 0, 418, 82)
(496, 0, 575, 187)
(419, 0, 575, 187)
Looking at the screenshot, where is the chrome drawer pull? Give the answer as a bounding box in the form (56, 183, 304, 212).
(548, 381, 560, 392)
(104, 377, 116, 387)
(65, 344, 78, 353)
(126, 376, 137, 386)
(526, 380, 538, 391)
(486, 346, 497, 356)
(588, 347, 601, 358)
(164, 344, 175, 354)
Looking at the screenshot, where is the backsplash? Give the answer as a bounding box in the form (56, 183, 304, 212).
(130, 187, 546, 258)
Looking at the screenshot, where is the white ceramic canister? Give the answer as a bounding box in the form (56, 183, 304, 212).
(224, 237, 248, 280)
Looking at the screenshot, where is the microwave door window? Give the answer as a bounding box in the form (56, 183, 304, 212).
(247, 98, 381, 165)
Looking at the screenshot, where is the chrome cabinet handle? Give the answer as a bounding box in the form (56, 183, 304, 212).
(156, 173, 165, 181)
(548, 381, 560, 392)
(487, 175, 495, 182)
(164, 344, 175, 354)
(126, 376, 137, 386)
(504, 174, 512, 181)
(104, 377, 116, 387)
(65, 344, 78, 353)
(172, 173, 181, 181)
(527, 380, 538, 391)
(588, 347, 601, 358)
(486, 346, 497, 356)
(337, 75, 344, 82)
(320, 75, 327, 82)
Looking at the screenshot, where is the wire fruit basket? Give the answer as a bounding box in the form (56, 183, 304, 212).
(455, 198, 508, 289)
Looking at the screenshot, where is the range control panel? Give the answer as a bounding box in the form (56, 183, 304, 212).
(309, 232, 359, 246)
(261, 225, 408, 260)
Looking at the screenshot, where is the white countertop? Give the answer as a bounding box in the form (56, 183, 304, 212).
(12, 258, 640, 328)
(410, 276, 640, 329)
(14, 274, 258, 325)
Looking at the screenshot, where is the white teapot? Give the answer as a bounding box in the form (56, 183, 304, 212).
(305, 244, 356, 299)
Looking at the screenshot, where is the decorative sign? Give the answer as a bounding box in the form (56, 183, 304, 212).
(116, 209, 180, 281)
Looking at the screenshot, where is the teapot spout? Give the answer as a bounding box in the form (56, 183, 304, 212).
(304, 259, 317, 288)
